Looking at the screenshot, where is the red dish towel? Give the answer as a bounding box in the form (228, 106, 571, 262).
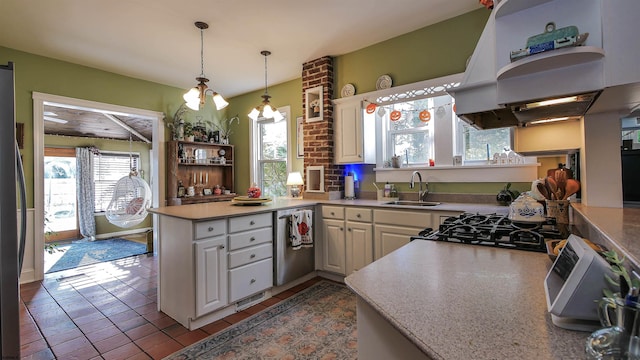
(290, 210, 313, 250)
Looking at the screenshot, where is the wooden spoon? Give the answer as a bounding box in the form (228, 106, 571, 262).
(563, 179, 581, 200)
(536, 182, 550, 200)
(545, 176, 558, 200)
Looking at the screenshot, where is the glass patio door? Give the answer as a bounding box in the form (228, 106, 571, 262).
(44, 147, 80, 241)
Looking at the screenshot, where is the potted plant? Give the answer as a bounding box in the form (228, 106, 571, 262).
(212, 115, 239, 144)
(183, 122, 195, 142)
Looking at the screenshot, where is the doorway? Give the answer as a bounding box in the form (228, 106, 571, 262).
(30, 92, 166, 282)
(44, 147, 80, 242)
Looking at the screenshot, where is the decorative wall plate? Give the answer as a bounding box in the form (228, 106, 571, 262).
(341, 83, 356, 97)
(376, 75, 392, 90)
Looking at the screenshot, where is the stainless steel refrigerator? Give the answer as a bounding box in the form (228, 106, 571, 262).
(1, 62, 27, 359)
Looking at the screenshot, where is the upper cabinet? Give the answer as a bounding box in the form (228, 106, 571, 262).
(334, 97, 376, 164)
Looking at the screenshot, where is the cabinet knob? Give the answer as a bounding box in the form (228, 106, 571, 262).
(250, 279, 256, 284)
(340, 227, 344, 231)
(250, 237, 256, 242)
(356, 214, 361, 218)
(348, 228, 352, 232)
(250, 220, 255, 225)
(250, 254, 256, 258)
(331, 212, 335, 216)
(208, 226, 214, 232)
(358, 154, 362, 158)
(220, 245, 225, 249)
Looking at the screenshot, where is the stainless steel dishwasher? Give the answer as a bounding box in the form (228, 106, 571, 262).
(274, 207, 315, 286)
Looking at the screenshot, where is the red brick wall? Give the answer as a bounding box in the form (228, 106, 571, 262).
(302, 56, 343, 196)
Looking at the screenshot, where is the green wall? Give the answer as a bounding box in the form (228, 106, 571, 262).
(44, 135, 153, 234)
(225, 78, 304, 193)
(0, 46, 225, 207)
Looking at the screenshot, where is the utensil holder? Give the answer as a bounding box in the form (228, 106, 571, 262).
(546, 199, 570, 224)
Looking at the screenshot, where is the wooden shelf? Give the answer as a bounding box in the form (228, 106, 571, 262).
(167, 141, 235, 205)
(497, 46, 604, 80)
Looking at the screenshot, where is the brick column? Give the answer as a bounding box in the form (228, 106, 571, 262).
(302, 56, 343, 199)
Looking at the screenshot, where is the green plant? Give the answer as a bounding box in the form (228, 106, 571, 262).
(183, 121, 194, 137)
(212, 115, 239, 139)
(602, 249, 640, 299)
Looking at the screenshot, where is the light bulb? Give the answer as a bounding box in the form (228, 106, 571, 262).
(212, 93, 229, 110)
(273, 110, 284, 122)
(262, 104, 275, 118)
(248, 108, 260, 121)
(183, 88, 200, 103)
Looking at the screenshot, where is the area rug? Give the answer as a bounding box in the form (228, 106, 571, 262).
(45, 238, 148, 273)
(165, 280, 357, 360)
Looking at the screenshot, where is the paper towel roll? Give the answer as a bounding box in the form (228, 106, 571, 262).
(345, 175, 355, 198)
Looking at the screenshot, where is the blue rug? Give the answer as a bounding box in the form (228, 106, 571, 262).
(45, 238, 148, 273)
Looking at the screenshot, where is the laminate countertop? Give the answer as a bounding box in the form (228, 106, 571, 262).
(148, 197, 509, 221)
(345, 240, 588, 359)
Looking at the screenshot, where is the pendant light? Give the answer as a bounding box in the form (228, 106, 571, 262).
(248, 50, 284, 122)
(183, 21, 228, 111)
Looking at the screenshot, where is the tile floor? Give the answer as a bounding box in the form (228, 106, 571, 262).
(19, 253, 321, 360)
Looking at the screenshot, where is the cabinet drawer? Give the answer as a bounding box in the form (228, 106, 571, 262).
(229, 258, 273, 302)
(228, 243, 273, 269)
(194, 219, 227, 239)
(229, 213, 272, 233)
(228, 227, 272, 251)
(322, 206, 344, 220)
(373, 209, 432, 228)
(346, 207, 372, 222)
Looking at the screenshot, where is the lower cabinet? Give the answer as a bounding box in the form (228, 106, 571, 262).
(229, 258, 273, 302)
(373, 209, 431, 260)
(321, 206, 374, 276)
(346, 208, 373, 275)
(195, 236, 228, 317)
(322, 218, 346, 274)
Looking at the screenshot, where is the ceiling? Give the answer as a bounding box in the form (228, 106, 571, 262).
(1, 0, 482, 141)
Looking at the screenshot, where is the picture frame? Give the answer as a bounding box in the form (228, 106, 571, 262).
(203, 188, 213, 196)
(305, 86, 323, 123)
(296, 116, 304, 158)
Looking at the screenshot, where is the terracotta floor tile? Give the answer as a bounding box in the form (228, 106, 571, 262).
(44, 327, 84, 347)
(224, 311, 251, 324)
(85, 325, 123, 343)
(101, 342, 145, 360)
(50, 335, 94, 358)
(74, 311, 107, 326)
(108, 309, 138, 324)
(20, 328, 43, 345)
(133, 302, 158, 316)
(147, 314, 177, 330)
(259, 296, 282, 307)
(161, 323, 189, 338)
(145, 339, 183, 360)
(134, 331, 172, 351)
(92, 333, 132, 354)
(59, 344, 100, 360)
(244, 303, 268, 315)
(114, 315, 149, 332)
(274, 289, 296, 299)
(23, 348, 56, 360)
(174, 329, 208, 346)
(78, 317, 114, 334)
(20, 338, 49, 357)
(125, 323, 158, 341)
(200, 319, 232, 335)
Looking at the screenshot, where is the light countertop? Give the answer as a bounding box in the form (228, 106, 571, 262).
(345, 240, 587, 359)
(148, 197, 509, 221)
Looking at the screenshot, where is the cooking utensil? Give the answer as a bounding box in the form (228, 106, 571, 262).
(536, 182, 550, 200)
(563, 179, 581, 200)
(545, 176, 558, 200)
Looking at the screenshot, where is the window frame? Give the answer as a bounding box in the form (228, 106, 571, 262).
(250, 106, 292, 197)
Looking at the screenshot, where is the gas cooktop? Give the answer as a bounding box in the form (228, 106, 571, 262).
(411, 212, 567, 252)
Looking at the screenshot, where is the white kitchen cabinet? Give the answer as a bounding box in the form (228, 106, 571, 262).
(195, 236, 228, 317)
(322, 218, 346, 275)
(334, 97, 375, 164)
(227, 212, 273, 303)
(373, 209, 431, 259)
(345, 208, 373, 275)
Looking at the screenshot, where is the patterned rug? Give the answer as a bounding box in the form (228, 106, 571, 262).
(45, 238, 148, 273)
(165, 281, 357, 360)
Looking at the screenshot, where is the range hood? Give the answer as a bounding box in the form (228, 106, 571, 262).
(449, 0, 608, 129)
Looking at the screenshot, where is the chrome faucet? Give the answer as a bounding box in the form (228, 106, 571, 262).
(410, 171, 429, 202)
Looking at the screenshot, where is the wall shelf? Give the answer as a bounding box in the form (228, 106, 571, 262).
(497, 46, 604, 80)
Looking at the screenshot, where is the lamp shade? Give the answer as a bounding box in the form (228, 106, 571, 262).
(286, 172, 304, 186)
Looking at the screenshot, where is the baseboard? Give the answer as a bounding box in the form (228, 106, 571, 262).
(95, 227, 152, 240)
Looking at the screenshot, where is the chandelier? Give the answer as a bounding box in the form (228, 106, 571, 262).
(248, 50, 283, 121)
(183, 21, 228, 111)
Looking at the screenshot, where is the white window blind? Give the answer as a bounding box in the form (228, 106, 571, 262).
(93, 152, 139, 212)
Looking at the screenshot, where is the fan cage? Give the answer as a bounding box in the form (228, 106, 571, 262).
(106, 175, 152, 228)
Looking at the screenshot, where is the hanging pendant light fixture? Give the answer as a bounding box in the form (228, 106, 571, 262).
(183, 21, 228, 111)
(248, 50, 284, 122)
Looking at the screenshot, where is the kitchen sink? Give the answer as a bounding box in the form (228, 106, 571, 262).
(384, 200, 441, 207)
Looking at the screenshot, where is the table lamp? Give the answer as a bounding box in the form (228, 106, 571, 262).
(286, 172, 304, 198)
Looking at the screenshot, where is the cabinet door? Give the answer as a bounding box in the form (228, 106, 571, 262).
(374, 225, 423, 260)
(194, 236, 228, 317)
(334, 101, 363, 163)
(322, 218, 346, 275)
(346, 221, 373, 275)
